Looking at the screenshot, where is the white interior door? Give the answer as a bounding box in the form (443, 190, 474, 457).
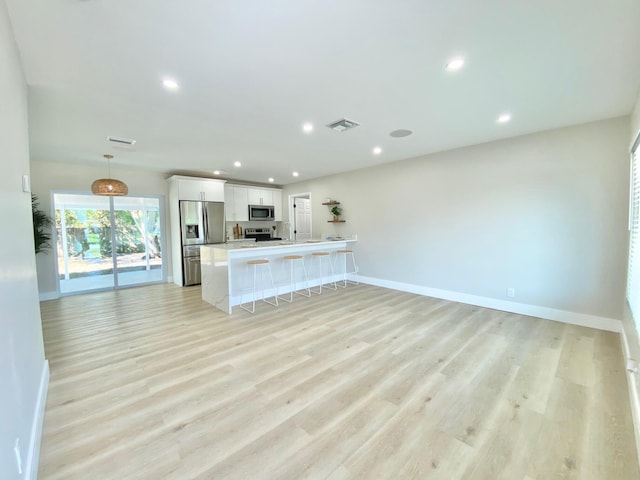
(294, 197, 312, 241)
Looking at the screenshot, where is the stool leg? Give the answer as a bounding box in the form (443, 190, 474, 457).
(336, 253, 347, 288)
(337, 252, 359, 287)
(349, 252, 360, 285)
(297, 259, 312, 297)
(310, 255, 323, 295)
(262, 263, 278, 307)
(278, 260, 294, 303)
(240, 264, 257, 313)
(325, 253, 337, 290)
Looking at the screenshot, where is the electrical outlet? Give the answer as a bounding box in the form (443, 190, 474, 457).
(14, 438, 23, 475)
(506, 287, 515, 298)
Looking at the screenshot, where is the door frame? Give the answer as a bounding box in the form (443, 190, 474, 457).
(287, 192, 312, 241)
(51, 190, 168, 296)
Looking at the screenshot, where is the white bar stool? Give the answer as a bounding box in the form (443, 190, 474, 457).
(335, 249, 359, 287)
(240, 259, 278, 313)
(278, 255, 311, 303)
(310, 251, 337, 294)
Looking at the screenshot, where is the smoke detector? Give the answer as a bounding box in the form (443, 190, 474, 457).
(107, 136, 136, 146)
(326, 118, 360, 133)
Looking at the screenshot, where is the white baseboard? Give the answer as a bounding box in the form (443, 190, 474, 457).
(359, 276, 622, 333)
(38, 291, 58, 301)
(24, 360, 49, 480)
(620, 328, 640, 469)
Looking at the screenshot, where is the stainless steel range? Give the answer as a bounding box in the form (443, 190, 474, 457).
(243, 227, 281, 242)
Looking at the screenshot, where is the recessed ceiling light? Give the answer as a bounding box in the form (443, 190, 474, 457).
(213, 170, 221, 175)
(162, 78, 179, 90)
(446, 57, 465, 72)
(268, 177, 274, 183)
(373, 147, 382, 155)
(303, 123, 313, 133)
(234, 161, 242, 167)
(292, 171, 299, 177)
(497, 113, 512, 124)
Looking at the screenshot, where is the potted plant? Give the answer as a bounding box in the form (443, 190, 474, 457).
(32, 194, 53, 254)
(330, 205, 342, 221)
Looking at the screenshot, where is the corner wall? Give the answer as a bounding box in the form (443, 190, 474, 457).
(0, 1, 48, 478)
(284, 116, 630, 322)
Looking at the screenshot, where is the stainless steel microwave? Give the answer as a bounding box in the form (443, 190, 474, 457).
(248, 204, 275, 221)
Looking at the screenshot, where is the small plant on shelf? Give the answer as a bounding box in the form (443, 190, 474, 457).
(330, 205, 342, 221)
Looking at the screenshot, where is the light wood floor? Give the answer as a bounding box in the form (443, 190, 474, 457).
(38, 283, 639, 479)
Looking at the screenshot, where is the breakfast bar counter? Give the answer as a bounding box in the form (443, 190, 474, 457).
(201, 238, 357, 314)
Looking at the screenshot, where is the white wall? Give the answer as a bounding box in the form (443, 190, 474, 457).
(284, 117, 630, 321)
(0, 1, 47, 478)
(29, 160, 173, 298)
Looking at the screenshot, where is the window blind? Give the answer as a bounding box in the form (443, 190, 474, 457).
(628, 134, 640, 325)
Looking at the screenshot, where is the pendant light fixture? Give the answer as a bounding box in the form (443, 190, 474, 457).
(91, 154, 128, 196)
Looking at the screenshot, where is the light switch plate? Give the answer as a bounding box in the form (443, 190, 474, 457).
(22, 174, 31, 193)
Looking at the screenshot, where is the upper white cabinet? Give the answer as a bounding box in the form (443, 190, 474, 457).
(225, 184, 282, 221)
(248, 188, 273, 206)
(170, 176, 225, 202)
(273, 190, 283, 221)
(224, 184, 249, 221)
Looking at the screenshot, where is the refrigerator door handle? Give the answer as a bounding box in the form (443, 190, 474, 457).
(203, 204, 209, 244)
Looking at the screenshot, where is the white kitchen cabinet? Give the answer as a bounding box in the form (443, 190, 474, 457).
(224, 184, 234, 221)
(233, 186, 249, 221)
(248, 188, 273, 206)
(226, 184, 282, 221)
(171, 176, 225, 202)
(273, 189, 283, 221)
(224, 184, 249, 221)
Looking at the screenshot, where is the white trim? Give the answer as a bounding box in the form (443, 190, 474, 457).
(24, 360, 49, 480)
(620, 327, 640, 469)
(359, 275, 622, 333)
(38, 291, 58, 301)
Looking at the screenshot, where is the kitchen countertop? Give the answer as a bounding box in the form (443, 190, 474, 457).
(213, 236, 357, 252)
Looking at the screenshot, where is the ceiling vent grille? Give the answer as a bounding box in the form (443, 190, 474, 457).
(326, 118, 360, 133)
(107, 136, 136, 145)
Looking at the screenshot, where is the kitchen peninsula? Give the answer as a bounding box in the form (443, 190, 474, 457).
(201, 238, 357, 314)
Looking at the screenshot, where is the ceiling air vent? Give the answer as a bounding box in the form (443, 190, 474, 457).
(107, 136, 136, 146)
(326, 118, 360, 133)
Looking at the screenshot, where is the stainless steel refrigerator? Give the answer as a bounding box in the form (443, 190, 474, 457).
(179, 200, 225, 286)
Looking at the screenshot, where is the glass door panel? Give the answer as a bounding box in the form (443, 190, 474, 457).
(53, 193, 165, 295)
(113, 197, 163, 287)
(54, 193, 114, 294)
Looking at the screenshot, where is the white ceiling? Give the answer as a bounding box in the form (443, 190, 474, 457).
(6, 0, 640, 185)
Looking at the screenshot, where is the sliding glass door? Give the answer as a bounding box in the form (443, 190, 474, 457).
(53, 192, 165, 295)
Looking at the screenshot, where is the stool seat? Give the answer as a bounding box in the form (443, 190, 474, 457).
(283, 255, 303, 260)
(312, 252, 330, 256)
(240, 259, 278, 313)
